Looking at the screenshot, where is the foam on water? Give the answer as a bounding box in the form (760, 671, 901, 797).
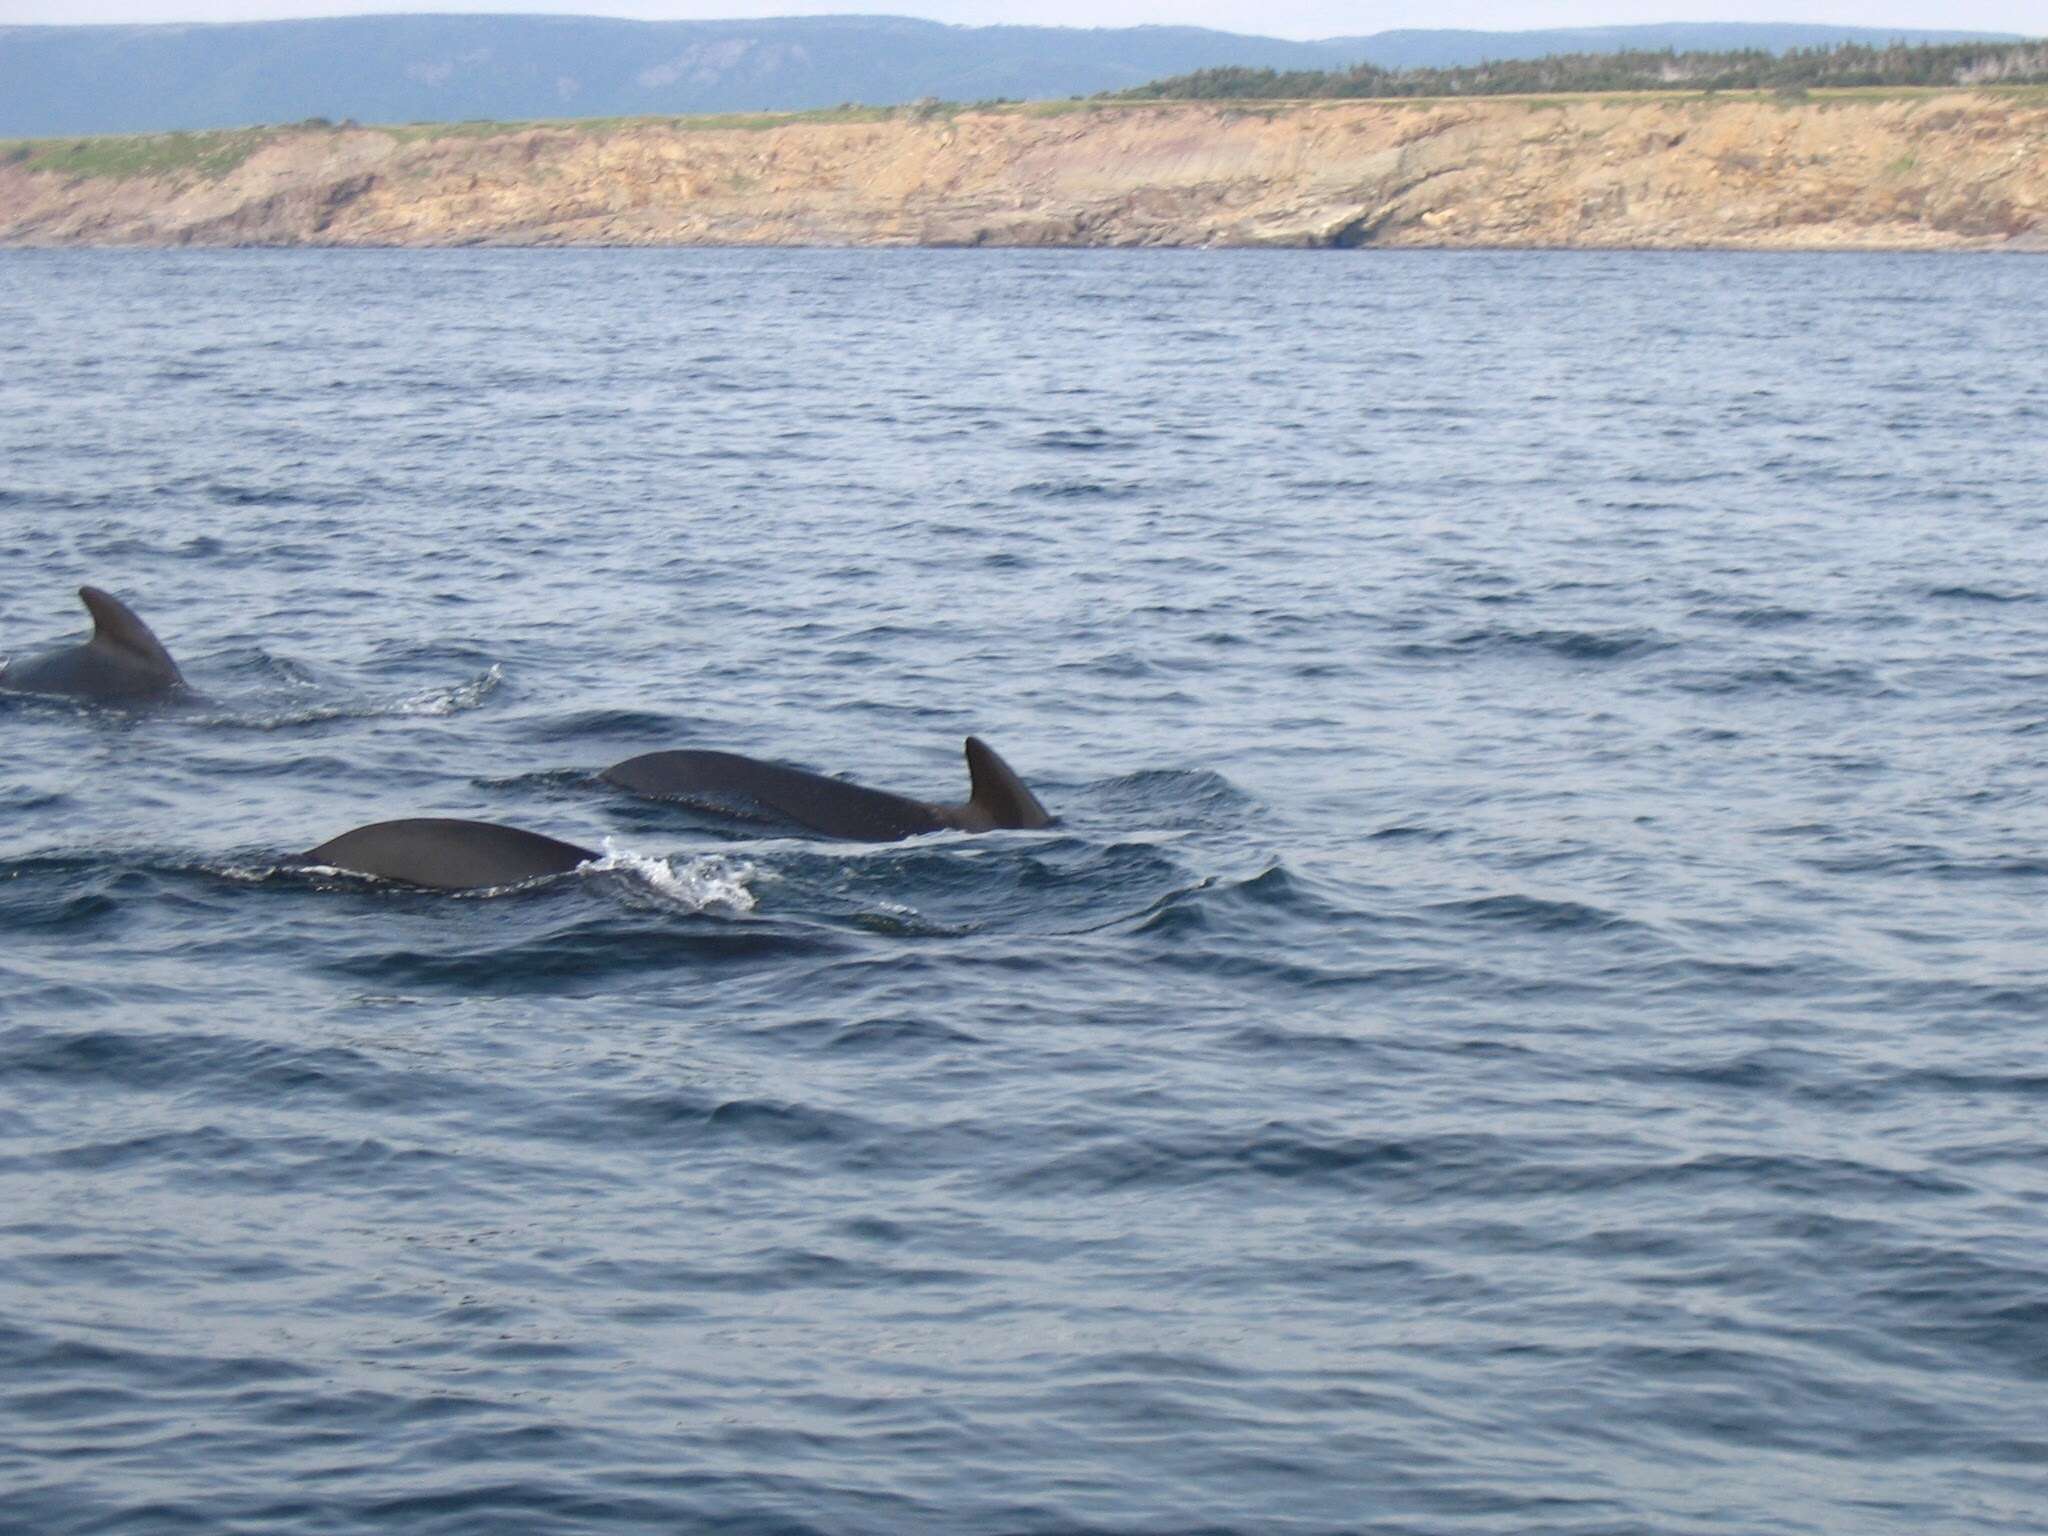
(586, 838, 758, 911)
(393, 662, 503, 717)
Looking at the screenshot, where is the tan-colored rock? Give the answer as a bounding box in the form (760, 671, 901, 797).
(3, 92, 2045, 250)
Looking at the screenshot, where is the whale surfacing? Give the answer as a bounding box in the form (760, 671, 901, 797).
(602, 736, 1052, 842)
(2, 587, 186, 701)
(304, 818, 597, 891)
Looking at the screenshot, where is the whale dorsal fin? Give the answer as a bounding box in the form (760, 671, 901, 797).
(79, 587, 180, 678)
(963, 736, 1052, 831)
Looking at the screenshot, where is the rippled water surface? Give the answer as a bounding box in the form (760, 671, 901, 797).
(2, 249, 2045, 1535)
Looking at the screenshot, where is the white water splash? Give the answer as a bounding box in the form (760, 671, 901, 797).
(392, 664, 503, 717)
(217, 862, 283, 883)
(587, 839, 757, 912)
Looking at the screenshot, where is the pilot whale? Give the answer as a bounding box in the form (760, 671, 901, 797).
(1, 586, 186, 701)
(303, 818, 597, 891)
(602, 735, 1052, 842)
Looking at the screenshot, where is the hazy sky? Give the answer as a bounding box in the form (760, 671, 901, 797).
(6, 0, 2040, 38)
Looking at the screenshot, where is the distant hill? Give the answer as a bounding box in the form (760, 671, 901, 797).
(0, 15, 2028, 138)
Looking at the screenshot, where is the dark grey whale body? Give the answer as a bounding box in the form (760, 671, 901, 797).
(602, 736, 1052, 842)
(304, 818, 596, 891)
(2, 587, 186, 702)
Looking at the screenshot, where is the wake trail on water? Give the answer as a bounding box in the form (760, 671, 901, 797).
(187, 664, 506, 730)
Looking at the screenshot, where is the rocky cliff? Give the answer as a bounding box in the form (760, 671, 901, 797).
(4, 91, 2045, 250)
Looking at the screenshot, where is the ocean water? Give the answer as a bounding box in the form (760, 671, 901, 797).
(1, 248, 2044, 1535)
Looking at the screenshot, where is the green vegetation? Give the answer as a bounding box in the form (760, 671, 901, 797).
(0, 126, 279, 179)
(1106, 39, 2048, 102)
(0, 105, 911, 179)
(382, 101, 912, 143)
(0, 100, 1119, 181)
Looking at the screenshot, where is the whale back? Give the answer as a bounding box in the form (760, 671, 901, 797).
(604, 750, 951, 841)
(603, 737, 1053, 842)
(304, 818, 595, 891)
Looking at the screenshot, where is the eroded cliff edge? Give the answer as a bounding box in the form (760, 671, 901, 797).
(4, 92, 2045, 250)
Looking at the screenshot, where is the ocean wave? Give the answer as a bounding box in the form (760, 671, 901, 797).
(1030, 426, 1131, 452)
(1428, 892, 1640, 934)
(1927, 584, 2037, 604)
(1668, 660, 1890, 696)
(1395, 626, 1673, 662)
(316, 917, 845, 992)
(1013, 478, 1138, 500)
(1087, 768, 1254, 825)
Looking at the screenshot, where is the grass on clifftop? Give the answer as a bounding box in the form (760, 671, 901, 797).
(0, 126, 280, 179)
(379, 102, 906, 142)
(0, 104, 917, 178)
(7, 86, 2045, 182)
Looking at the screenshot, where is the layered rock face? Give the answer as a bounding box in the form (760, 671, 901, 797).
(3, 93, 2044, 250)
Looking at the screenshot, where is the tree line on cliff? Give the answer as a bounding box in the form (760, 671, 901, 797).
(1110, 40, 2048, 102)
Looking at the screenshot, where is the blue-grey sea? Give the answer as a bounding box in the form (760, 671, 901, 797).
(1, 248, 2045, 1536)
